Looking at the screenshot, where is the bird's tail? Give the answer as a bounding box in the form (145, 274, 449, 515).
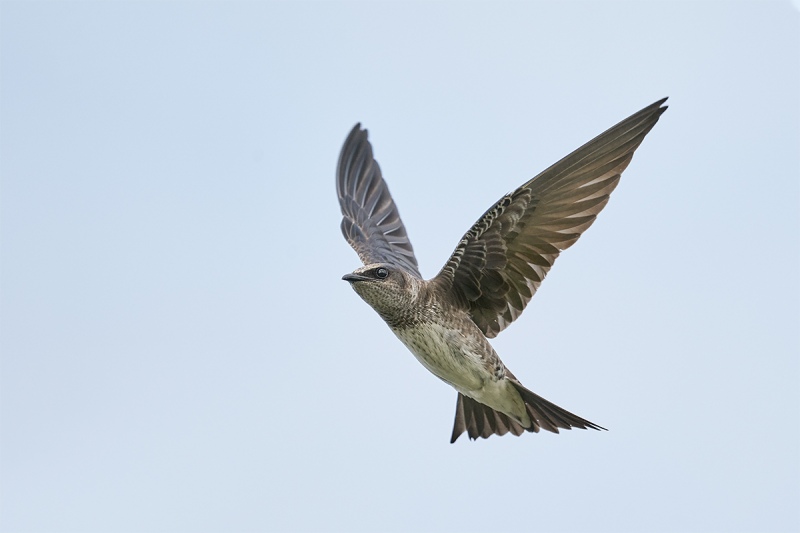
(450, 382, 606, 443)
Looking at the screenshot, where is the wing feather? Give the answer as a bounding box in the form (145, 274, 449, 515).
(432, 98, 667, 337)
(336, 124, 421, 276)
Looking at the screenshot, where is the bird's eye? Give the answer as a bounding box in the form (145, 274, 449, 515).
(375, 267, 389, 279)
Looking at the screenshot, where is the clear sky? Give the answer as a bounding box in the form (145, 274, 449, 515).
(1, 2, 798, 532)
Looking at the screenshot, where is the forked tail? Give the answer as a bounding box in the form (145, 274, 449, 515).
(450, 382, 606, 443)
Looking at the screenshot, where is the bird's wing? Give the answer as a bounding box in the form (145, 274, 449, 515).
(431, 98, 668, 338)
(337, 124, 421, 277)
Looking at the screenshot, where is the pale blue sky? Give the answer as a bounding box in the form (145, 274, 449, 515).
(1, 2, 798, 532)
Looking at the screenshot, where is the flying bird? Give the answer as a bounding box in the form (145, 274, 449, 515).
(337, 99, 667, 442)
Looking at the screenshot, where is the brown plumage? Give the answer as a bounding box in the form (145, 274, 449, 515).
(338, 99, 667, 442)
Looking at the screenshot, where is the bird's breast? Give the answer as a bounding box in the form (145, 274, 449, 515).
(391, 321, 491, 392)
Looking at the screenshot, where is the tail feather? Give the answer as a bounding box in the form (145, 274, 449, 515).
(513, 381, 606, 433)
(450, 392, 526, 443)
(450, 382, 605, 443)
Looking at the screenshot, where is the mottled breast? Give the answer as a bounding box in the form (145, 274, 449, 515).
(391, 321, 494, 392)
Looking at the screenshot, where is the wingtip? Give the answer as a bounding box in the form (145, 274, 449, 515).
(348, 122, 365, 137)
(654, 96, 669, 113)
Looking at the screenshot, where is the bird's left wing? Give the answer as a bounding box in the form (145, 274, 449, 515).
(337, 124, 421, 277)
(430, 98, 668, 338)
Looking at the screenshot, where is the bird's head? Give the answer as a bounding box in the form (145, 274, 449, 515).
(342, 263, 420, 324)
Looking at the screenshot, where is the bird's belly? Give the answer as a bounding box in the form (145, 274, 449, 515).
(392, 323, 528, 422)
(391, 323, 487, 391)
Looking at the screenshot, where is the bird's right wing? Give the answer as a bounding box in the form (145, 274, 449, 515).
(337, 124, 421, 277)
(431, 99, 668, 338)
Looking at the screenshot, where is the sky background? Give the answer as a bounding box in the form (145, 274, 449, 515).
(1, 2, 798, 532)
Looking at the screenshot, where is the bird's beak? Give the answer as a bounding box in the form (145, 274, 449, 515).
(342, 273, 370, 282)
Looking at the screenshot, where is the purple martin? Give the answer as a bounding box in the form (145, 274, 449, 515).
(337, 99, 667, 442)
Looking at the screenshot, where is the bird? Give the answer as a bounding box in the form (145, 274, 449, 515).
(337, 98, 667, 442)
